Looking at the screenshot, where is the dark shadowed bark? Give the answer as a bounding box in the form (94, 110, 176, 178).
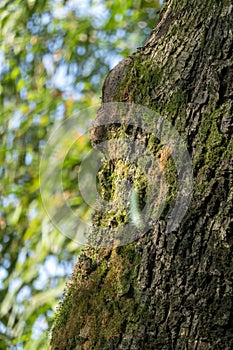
(51, 0, 233, 349)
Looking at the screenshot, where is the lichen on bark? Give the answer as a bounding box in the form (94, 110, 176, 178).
(51, 0, 233, 349)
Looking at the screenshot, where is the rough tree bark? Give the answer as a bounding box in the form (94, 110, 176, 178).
(51, 0, 233, 349)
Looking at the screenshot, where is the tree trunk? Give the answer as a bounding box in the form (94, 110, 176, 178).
(51, 0, 233, 349)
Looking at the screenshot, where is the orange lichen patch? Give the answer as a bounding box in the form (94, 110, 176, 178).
(156, 145, 171, 172)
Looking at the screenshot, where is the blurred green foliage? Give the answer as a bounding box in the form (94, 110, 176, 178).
(0, 0, 161, 348)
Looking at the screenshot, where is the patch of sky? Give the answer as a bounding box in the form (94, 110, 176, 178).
(69, 62, 79, 76)
(16, 285, 31, 303)
(77, 46, 86, 56)
(116, 28, 127, 39)
(3, 236, 10, 244)
(29, 101, 37, 111)
(7, 132, 14, 149)
(2, 194, 20, 208)
(90, 74, 101, 85)
(47, 36, 64, 54)
(26, 52, 34, 63)
(0, 267, 8, 289)
(52, 64, 76, 90)
(27, 14, 41, 35)
(8, 277, 22, 293)
(33, 114, 40, 125)
(8, 111, 22, 131)
(39, 139, 46, 150)
(28, 208, 37, 221)
(31, 315, 48, 339)
(25, 152, 33, 166)
(2, 255, 10, 269)
(12, 150, 19, 162)
(20, 87, 27, 100)
(43, 54, 54, 76)
(75, 81, 85, 93)
(44, 255, 68, 277)
(46, 309, 53, 318)
(71, 90, 83, 100)
(125, 9, 133, 16)
(10, 345, 23, 350)
(56, 102, 66, 119)
(41, 12, 51, 25)
(33, 266, 48, 290)
(115, 13, 123, 22)
(82, 57, 96, 77)
(17, 250, 27, 265)
(33, 255, 73, 290)
(144, 27, 151, 35)
(67, 0, 109, 25)
(0, 321, 6, 334)
(0, 51, 9, 76)
(52, 3, 69, 19)
(104, 53, 123, 69)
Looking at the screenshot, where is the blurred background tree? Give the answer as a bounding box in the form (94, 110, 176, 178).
(0, 0, 161, 348)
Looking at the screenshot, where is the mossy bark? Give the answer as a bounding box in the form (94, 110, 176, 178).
(51, 0, 233, 349)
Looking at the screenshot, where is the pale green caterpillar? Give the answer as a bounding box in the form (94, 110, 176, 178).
(129, 188, 144, 229)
